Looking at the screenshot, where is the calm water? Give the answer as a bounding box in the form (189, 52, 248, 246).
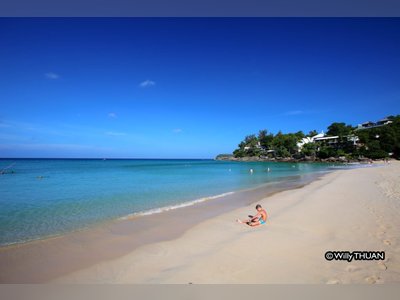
(0, 159, 338, 246)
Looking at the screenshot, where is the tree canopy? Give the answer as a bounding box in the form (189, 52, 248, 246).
(326, 122, 354, 138)
(231, 115, 400, 160)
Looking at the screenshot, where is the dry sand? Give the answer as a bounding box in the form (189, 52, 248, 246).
(51, 161, 400, 284)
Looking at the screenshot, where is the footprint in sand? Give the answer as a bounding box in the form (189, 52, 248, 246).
(365, 275, 382, 284)
(326, 279, 340, 284)
(377, 262, 387, 270)
(345, 265, 360, 273)
(383, 239, 392, 246)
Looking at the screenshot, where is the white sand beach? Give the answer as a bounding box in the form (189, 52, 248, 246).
(51, 161, 400, 284)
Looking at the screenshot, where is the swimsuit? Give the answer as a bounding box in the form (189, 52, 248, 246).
(259, 217, 266, 224)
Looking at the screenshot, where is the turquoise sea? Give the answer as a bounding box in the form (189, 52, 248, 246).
(0, 159, 341, 246)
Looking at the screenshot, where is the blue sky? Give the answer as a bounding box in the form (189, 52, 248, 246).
(1, 18, 399, 158)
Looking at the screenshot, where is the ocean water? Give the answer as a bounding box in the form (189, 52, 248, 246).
(0, 159, 338, 246)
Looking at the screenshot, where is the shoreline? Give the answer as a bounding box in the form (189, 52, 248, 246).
(0, 171, 325, 283)
(0, 190, 237, 249)
(50, 161, 400, 284)
(0, 171, 325, 249)
(0, 158, 337, 248)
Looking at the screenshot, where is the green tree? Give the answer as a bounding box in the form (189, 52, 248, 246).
(275, 147, 290, 158)
(356, 115, 400, 159)
(327, 122, 353, 139)
(365, 136, 387, 159)
(294, 131, 305, 139)
(317, 145, 336, 159)
(233, 148, 245, 158)
(302, 143, 317, 157)
(283, 133, 299, 155)
(244, 134, 258, 145)
(308, 130, 318, 137)
(258, 129, 274, 150)
(231, 115, 400, 160)
(270, 132, 289, 157)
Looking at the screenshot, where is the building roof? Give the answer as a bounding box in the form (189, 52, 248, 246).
(377, 118, 393, 123)
(314, 136, 339, 141)
(312, 131, 325, 139)
(362, 121, 375, 126)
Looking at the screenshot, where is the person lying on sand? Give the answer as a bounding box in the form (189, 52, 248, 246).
(236, 204, 267, 226)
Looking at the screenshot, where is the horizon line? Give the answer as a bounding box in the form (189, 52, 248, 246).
(0, 157, 215, 160)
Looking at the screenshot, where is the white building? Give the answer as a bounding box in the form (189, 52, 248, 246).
(296, 131, 339, 152)
(356, 117, 393, 130)
(244, 141, 263, 151)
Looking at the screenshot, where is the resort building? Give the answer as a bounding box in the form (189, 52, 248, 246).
(296, 131, 339, 151)
(376, 118, 393, 126)
(244, 141, 263, 151)
(346, 134, 360, 145)
(313, 135, 339, 145)
(356, 117, 393, 130)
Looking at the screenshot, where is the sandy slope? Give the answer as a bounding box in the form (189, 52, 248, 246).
(52, 162, 400, 283)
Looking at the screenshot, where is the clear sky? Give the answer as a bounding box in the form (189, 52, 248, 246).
(1, 18, 399, 158)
